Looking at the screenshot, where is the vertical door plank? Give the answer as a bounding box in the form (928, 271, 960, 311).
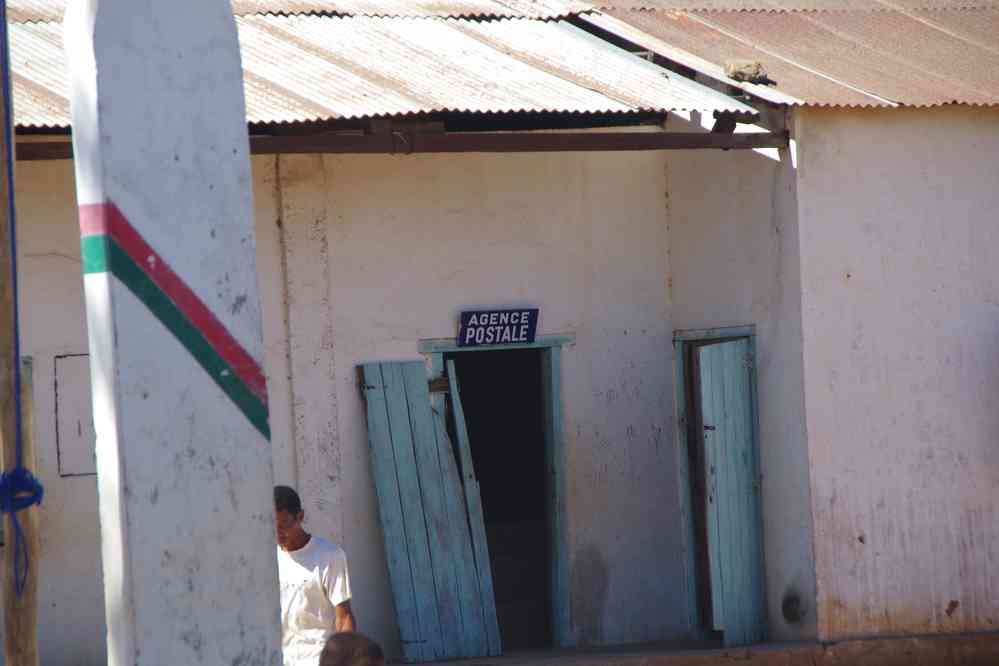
(401, 362, 462, 659)
(699, 345, 726, 632)
(697, 339, 766, 647)
(724, 340, 749, 645)
(361, 363, 424, 662)
(718, 341, 740, 644)
(447, 360, 502, 656)
(432, 406, 489, 657)
(382, 363, 444, 661)
(429, 355, 488, 657)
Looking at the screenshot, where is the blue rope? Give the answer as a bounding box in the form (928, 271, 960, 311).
(0, 0, 44, 596)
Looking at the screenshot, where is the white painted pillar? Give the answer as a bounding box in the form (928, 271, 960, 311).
(64, 2, 281, 665)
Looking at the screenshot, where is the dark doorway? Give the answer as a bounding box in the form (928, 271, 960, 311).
(447, 348, 552, 651)
(684, 341, 720, 637)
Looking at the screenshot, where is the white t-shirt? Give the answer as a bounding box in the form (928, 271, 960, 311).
(277, 536, 352, 666)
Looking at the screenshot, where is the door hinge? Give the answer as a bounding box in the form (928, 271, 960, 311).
(429, 376, 450, 393)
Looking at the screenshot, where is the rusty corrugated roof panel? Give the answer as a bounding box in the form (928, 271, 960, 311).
(231, 0, 593, 18)
(593, 1, 999, 11)
(596, 7, 999, 107)
(582, 10, 803, 104)
(237, 15, 754, 120)
(9, 21, 69, 128)
(8, 0, 594, 23)
(10, 14, 753, 128)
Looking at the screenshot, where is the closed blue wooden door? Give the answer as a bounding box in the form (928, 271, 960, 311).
(697, 339, 766, 647)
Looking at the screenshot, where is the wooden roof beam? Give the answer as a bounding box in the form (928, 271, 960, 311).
(17, 130, 788, 161)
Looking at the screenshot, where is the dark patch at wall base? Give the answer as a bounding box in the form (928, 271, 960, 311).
(818, 596, 993, 639)
(782, 589, 805, 624)
(571, 545, 608, 647)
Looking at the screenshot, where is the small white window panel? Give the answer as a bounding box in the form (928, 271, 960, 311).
(56, 354, 97, 477)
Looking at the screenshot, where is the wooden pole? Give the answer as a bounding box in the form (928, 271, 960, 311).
(2, 358, 38, 666)
(1, 0, 40, 656)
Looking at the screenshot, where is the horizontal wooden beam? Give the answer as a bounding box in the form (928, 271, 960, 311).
(16, 130, 787, 161)
(252, 131, 788, 154)
(16, 141, 72, 161)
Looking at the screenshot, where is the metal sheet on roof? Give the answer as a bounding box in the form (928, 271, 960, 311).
(594, 1, 999, 11)
(9, 21, 70, 128)
(231, 0, 592, 17)
(7, 0, 593, 23)
(599, 7, 999, 107)
(10, 14, 753, 128)
(582, 11, 802, 105)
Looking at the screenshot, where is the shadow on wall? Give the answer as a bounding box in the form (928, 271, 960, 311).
(572, 545, 608, 647)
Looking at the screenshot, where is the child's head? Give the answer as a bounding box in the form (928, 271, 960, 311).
(319, 632, 385, 666)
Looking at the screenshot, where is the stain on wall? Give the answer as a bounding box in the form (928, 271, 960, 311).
(797, 106, 999, 639)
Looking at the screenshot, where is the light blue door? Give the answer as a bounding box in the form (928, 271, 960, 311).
(361, 361, 500, 661)
(697, 339, 766, 647)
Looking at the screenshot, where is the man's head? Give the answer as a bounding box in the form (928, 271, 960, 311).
(319, 633, 385, 666)
(274, 485, 307, 551)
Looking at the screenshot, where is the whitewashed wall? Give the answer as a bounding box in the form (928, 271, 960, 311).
(13, 108, 999, 661)
(10, 146, 688, 662)
(270, 149, 682, 653)
(667, 122, 816, 641)
(7, 157, 292, 665)
(795, 107, 999, 640)
(14, 159, 104, 666)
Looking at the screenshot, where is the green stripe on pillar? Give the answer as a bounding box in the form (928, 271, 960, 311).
(82, 234, 270, 438)
(81, 234, 111, 274)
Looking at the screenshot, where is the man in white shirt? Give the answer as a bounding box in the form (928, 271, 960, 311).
(275, 485, 357, 666)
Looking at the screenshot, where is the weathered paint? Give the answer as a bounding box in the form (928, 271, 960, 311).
(361, 362, 440, 662)
(63, 1, 280, 665)
(10, 107, 999, 661)
(275, 154, 344, 548)
(668, 118, 815, 642)
(10, 144, 681, 660)
(795, 106, 999, 640)
(320, 148, 679, 653)
(698, 339, 766, 646)
(78, 202, 269, 436)
(2, 157, 297, 665)
(2, 159, 103, 665)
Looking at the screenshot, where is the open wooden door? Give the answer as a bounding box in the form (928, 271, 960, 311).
(697, 339, 766, 647)
(361, 361, 500, 662)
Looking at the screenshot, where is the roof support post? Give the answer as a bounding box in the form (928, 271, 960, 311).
(64, 2, 281, 664)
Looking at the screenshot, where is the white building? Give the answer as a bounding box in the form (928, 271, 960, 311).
(3, 1, 998, 663)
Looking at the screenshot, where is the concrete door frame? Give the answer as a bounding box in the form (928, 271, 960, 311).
(419, 334, 573, 648)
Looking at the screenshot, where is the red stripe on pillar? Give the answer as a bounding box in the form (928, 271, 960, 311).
(78, 201, 269, 405)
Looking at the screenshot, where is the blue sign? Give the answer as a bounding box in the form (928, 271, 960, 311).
(458, 308, 539, 347)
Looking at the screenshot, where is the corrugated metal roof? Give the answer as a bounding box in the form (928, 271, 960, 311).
(593, 1, 999, 11)
(10, 15, 753, 129)
(591, 7, 999, 107)
(8, 0, 593, 23)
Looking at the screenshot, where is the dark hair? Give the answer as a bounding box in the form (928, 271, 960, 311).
(274, 485, 303, 515)
(319, 633, 385, 666)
